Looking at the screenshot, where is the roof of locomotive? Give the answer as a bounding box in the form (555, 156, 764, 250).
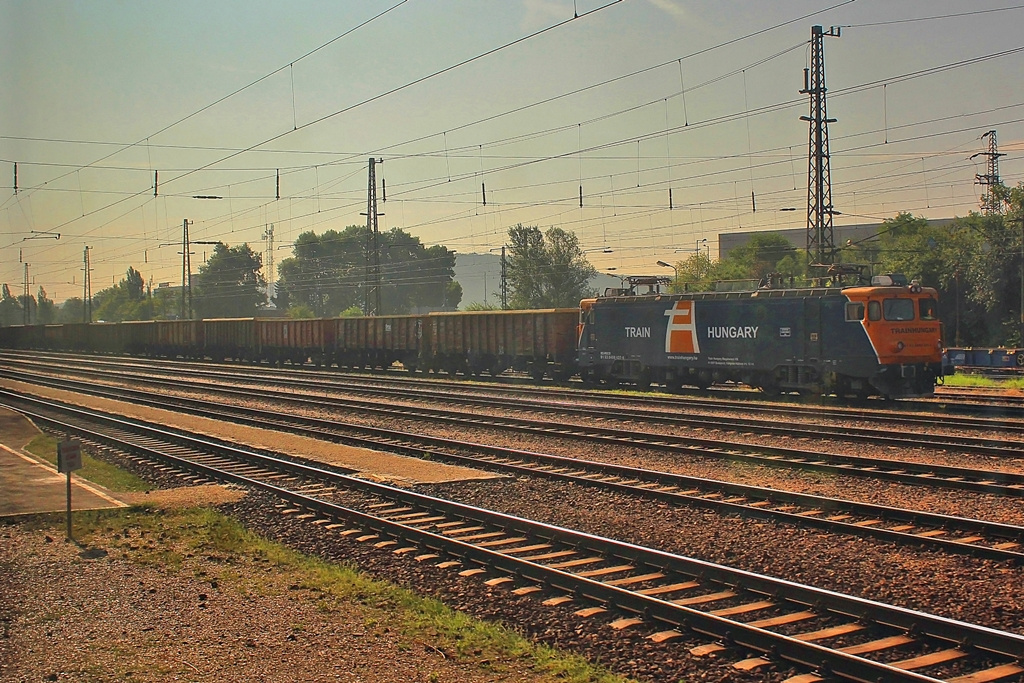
(590, 286, 844, 304)
(590, 283, 938, 305)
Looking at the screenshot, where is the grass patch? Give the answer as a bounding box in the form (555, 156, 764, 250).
(943, 374, 1024, 390)
(16, 431, 623, 680)
(24, 434, 151, 492)
(51, 506, 630, 683)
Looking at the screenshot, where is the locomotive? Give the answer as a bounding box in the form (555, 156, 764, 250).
(578, 273, 945, 398)
(0, 274, 946, 399)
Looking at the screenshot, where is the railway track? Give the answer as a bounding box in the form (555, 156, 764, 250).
(3, 373, 1024, 563)
(5, 364, 1024, 502)
(6, 391, 1024, 683)
(4, 354, 1024, 457)
(5, 349, 1024, 422)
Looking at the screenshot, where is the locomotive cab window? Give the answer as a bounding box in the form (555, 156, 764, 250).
(845, 302, 865, 322)
(868, 301, 881, 321)
(883, 298, 915, 321)
(919, 298, 937, 320)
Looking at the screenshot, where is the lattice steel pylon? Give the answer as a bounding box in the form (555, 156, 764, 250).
(801, 25, 841, 269)
(972, 130, 1004, 215)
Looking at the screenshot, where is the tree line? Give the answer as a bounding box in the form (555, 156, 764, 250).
(665, 183, 1024, 347)
(4, 186, 1023, 348)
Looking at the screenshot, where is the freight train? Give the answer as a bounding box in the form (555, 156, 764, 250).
(0, 273, 946, 399)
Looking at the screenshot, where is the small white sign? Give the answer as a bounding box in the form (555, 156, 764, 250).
(57, 440, 83, 473)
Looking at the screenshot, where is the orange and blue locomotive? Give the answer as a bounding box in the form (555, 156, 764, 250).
(577, 273, 945, 398)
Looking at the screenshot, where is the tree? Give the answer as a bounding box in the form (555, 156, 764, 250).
(667, 252, 714, 293)
(276, 228, 362, 317)
(704, 232, 804, 288)
(506, 224, 596, 309)
(58, 297, 85, 324)
(0, 284, 21, 326)
(276, 226, 459, 315)
(36, 287, 56, 324)
(17, 291, 35, 325)
(872, 213, 947, 289)
(92, 267, 157, 322)
(193, 243, 266, 319)
(124, 267, 145, 301)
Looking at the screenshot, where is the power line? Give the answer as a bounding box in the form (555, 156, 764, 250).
(0, 1, 411, 211)
(841, 5, 1024, 28)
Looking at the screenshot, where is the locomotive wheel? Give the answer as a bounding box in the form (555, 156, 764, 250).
(691, 370, 711, 390)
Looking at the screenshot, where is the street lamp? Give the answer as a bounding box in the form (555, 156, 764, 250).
(656, 260, 678, 280)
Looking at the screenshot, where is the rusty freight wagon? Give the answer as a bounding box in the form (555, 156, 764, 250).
(152, 320, 201, 358)
(420, 309, 579, 378)
(329, 315, 423, 370)
(256, 318, 327, 366)
(203, 318, 257, 361)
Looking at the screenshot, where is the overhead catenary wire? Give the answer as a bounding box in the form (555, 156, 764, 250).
(7, 2, 1023, 297)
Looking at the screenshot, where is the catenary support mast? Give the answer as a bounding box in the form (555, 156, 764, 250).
(801, 25, 841, 271)
(972, 130, 1004, 215)
(364, 158, 383, 316)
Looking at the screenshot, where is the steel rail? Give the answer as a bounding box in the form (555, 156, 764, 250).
(2, 378, 1023, 563)
(5, 367, 1024, 499)
(5, 349, 1024, 426)
(5, 393, 1024, 683)
(51, 360, 1024, 453)
(7, 352, 1024, 449)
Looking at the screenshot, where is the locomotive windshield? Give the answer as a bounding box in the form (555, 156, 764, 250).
(883, 298, 915, 322)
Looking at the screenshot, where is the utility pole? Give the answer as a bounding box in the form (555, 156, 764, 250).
(23, 263, 30, 325)
(500, 245, 508, 310)
(181, 219, 193, 320)
(801, 25, 841, 271)
(363, 158, 383, 315)
(263, 223, 275, 305)
(972, 130, 1004, 215)
(83, 246, 92, 322)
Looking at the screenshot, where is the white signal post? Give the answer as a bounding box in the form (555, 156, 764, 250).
(57, 440, 83, 541)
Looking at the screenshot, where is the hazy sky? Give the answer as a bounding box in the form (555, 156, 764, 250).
(2, 0, 1022, 302)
